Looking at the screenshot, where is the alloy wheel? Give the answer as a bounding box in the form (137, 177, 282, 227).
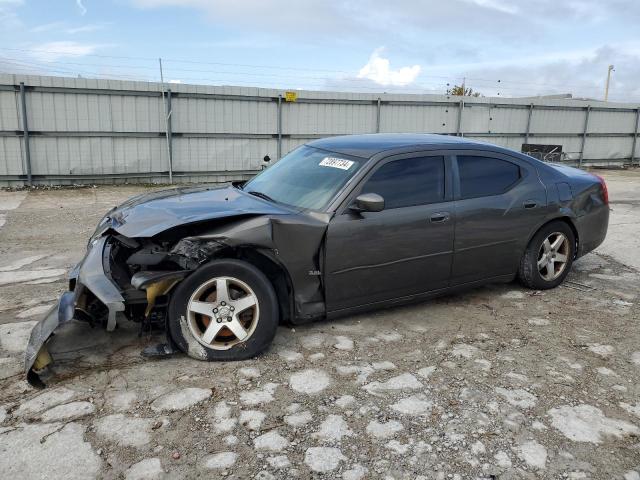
(537, 232, 570, 281)
(186, 276, 259, 350)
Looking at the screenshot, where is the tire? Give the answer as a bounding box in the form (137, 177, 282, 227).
(518, 220, 575, 290)
(168, 259, 279, 361)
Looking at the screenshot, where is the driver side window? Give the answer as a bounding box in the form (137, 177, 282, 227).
(361, 156, 445, 209)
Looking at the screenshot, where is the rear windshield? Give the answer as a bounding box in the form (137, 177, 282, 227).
(242, 146, 364, 210)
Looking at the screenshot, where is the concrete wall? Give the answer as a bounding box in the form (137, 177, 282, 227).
(1, 74, 639, 187)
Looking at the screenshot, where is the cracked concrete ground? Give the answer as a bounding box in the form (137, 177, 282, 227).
(0, 170, 639, 479)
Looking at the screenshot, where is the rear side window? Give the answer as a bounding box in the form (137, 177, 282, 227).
(457, 156, 520, 198)
(361, 156, 445, 209)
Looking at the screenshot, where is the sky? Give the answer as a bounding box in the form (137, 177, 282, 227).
(0, 0, 639, 101)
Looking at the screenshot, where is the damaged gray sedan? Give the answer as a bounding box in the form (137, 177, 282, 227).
(25, 134, 609, 386)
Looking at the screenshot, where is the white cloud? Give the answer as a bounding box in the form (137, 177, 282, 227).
(66, 23, 105, 34)
(357, 48, 421, 86)
(76, 0, 87, 15)
(30, 22, 106, 34)
(168, 79, 182, 83)
(463, 0, 518, 14)
(28, 41, 102, 61)
(0, 0, 23, 30)
(30, 21, 66, 33)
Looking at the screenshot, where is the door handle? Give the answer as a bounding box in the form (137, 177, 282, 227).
(523, 200, 538, 209)
(430, 212, 450, 223)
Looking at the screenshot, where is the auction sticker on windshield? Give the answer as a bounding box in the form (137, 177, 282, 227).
(319, 157, 354, 170)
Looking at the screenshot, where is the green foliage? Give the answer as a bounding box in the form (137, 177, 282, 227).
(446, 85, 482, 97)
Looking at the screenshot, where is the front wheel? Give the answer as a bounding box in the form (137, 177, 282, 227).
(168, 259, 279, 361)
(518, 221, 575, 290)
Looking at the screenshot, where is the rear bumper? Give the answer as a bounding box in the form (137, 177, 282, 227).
(24, 235, 125, 386)
(576, 204, 610, 258)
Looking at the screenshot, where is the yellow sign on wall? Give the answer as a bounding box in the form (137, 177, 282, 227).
(284, 91, 298, 102)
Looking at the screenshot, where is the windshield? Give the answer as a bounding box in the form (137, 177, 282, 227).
(242, 146, 365, 210)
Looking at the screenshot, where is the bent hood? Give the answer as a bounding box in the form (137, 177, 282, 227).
(105, 185, 292, 238)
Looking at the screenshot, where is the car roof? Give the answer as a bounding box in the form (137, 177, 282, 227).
(307, 133, 497, 159)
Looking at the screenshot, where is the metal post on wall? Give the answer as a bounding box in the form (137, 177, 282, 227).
(579, 105, 591, 167)
(376, 97, 381, 133)
(277, 94, 282, 160)
(631, 108, 639, 166)
(159, 58, 173, 184)
(456, 99, 464, 137)
(166, 88, 174, 178)
(524, 103, 534, 144)
(19, 82, 33, 186)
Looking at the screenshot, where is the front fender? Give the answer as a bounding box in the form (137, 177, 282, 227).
(24, 291, 75, 387)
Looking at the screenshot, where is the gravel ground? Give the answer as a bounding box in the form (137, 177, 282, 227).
(0, 170, 639, 480)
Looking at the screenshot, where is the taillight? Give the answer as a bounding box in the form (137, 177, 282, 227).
(593, 174, 609, 205)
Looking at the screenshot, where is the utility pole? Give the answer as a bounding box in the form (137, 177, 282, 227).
(461, 77, 466, 96)
(604, 65, 614, 102)
(159, 57, 173, 183)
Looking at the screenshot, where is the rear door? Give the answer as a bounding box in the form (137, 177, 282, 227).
(451, 151, 547, 285)
(324, 152, 455, 312)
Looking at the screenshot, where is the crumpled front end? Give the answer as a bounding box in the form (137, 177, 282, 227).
(24, 235, 125, 387)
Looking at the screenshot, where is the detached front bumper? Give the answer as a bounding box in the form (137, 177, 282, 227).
(24, 236, 125, 387)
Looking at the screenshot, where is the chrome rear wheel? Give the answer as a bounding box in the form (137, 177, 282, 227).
(536, 232, 570, 281)
(518, 220, 575, 290)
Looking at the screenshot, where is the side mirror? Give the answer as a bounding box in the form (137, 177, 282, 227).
(351, 193, 385, 213)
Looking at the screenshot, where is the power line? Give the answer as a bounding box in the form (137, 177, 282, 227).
(1, 47, 638, 100)
(0, 45, 626, 94)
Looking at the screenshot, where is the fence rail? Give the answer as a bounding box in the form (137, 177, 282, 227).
(0, 73, 638, 187)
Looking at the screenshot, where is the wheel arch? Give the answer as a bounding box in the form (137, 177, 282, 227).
(231, 247, 295, 325)
(526, 215, 580, 258)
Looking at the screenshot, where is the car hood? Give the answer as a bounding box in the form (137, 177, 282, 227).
(106, 185, 293, 238)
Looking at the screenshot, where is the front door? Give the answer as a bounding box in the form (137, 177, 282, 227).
(324, 153, 455, 312)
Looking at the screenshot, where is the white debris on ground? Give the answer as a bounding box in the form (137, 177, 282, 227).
(239, 409, 266, 431)
(267, 455, 290, 469)
(450, 343, 479, 359)
(516, 439, 548, 469)
(94, 414, 155, 448)
(0, 422, 101, 480)
(125, 458, 164, 480)
(390, 394, 433, 415)
(0, 269, 66, 287)
(0, 254, 48, 272)
(363, 373, 422, 395)
(277, 349, 303, 362)
(312, 414, 353, 442)
(254, 430, 289, 452)
(495, 387, 538, 408)
(333, 335, 354, 350)
(238, 366, 260, 379)
(528, 317, 550, 326)
(210, 401, 237, 433)
(366, 419, 403, 439)
(289, 369, 331, 394)
(202, 452, 237, 470)
(587, 344, 615, 357)
(304, 446, 346, 472)
(16, 304, 51, 318)
(150, 387, 212, 412)
(40, 401, 96, 422)
(0, 321, 39, 354)
(548, 404, 639, 443)
(240, 382, 278, 405)
(15, 387, 77, 417)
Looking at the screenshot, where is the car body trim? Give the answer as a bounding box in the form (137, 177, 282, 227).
(331, 250, 454, 275)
